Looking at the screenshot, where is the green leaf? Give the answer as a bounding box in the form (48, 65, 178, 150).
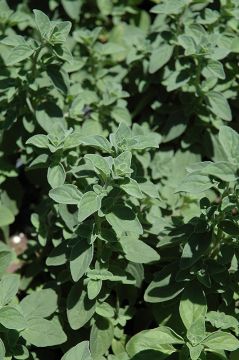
(97, 0, 112, 16)
(80, 135, 112, 153)
(90, 317, 114, 358)
(20, 289, 58, 319)
(87, 279, 102, 300)
(87, 269, 135, 284)
(218, 220, 239, 235)
(105, 206, 143, 236)
(96, 302, 114, 318)
(151, 0, 187, 15)
(218, 126, 239, 163)
(33, 9, 52, 39)
(144, 263, 184, 303)
(179, 285, 207, 330)
(178, 34, 197, 55)
(114, 151, 132, 177)
(202, 331, 239, 351)
(120, 233, 160, 263)
(78, 191, 102, 222)
(180, 232, 212, 269)
(63, 132, 83, 149)
(114, 123, 132, 147)
(187, 343, 203, 360)
(139, 180, 159, 199)
(205, 60, 225, 80)
(149, 45, 173, 74)
(53, 44, 73, 62)
(49, 184, 82, 205)
(112, 107, 131, 125)
(46, 65, 70, 94)
(130, 134, 161, 150)
(187, 317, 206, 345)
(61, 341, 92, 360)
(207, 92, 232, 121)
(46, 242, 69, 266)
(201, 161, 238, 182)
(47, 164, 66, 188)
(0, 251, 12, 277)
(0, 306, 27, 330)
(6, 44, 34, 66)
(206, 311, 239, 330)
(126, 326, 184, 357)
(0, 339, 5, 360)
(85, 154, 111, 178)
(161, 115, 187, 144)
(61, 0, 83, 21)
(0, 206, 14, 227)
(50, 21, 72, 44)
(26, 134, 49, 148)
(0, 274, 20, 306)
(35, 101, 65, 134)
(22, 317, 67, 347)
(67, 286, 96, 330)
(70, 239, 93, 282)
(176, 174, 213, 194)
(119, 178, 143, 199)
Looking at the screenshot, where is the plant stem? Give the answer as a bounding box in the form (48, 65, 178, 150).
(31, 45, 43, 78)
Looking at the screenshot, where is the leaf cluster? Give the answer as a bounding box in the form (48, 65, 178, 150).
(1, 1, 239, 359)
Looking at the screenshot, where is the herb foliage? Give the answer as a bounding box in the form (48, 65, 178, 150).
(1, 0, 239, 359)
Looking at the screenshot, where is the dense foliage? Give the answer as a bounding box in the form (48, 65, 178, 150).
(1, 0, 239, 359)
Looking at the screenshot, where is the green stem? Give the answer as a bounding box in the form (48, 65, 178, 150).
(210, 184, 230, 258)
(194, 57, 202, 97)
(31, 45, 43, 78)
(95, 214, 102, 261)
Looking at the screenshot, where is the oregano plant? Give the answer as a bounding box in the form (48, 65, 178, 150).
(1, 1, 239, 359)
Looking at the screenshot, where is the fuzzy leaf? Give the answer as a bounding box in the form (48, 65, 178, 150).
(62, 341, 92, 360)
(49, 184, 82, 204)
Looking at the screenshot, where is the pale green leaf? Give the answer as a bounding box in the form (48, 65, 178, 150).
(20, 289, 58, 319)
(149, 45, 173, 73)
(47, 164, 66, 188)
(202, 331, 239, 351)
(105, 206, 143, 236)
(22, 317, 67, 347)
(201, 161, 238, 182)
(81, 135, 112, 153)
(87, 279, 102, 300)
(179, 285, 207, 330)
(70, 240, 93, 282)
(176, 174, 213, 194)
(207, 92, 232, 121)
(85, 154, 111, 178)
(0, 206, 14, 227)
(114, 151, 132, 177)
(120, 233, 160, 263)
(49, 184, 82, 204)
(126, 326, 183, 357)
(26, 134, 49, 149)
(6, 44, 34, 66)
(61, 0, 83, 21)
(33, 9, 52, 39)
(0, 274, 20, 306)
(218, 126, 239, 163)
(67, 286, 96, 330)
(119, 178, 144, 199)
(61, 341, 92, 360)
(0, 306, 27, 330)
(205, 60, 225, 79)
(90, 317, 114, 358)
(78, 191, 101, 222)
